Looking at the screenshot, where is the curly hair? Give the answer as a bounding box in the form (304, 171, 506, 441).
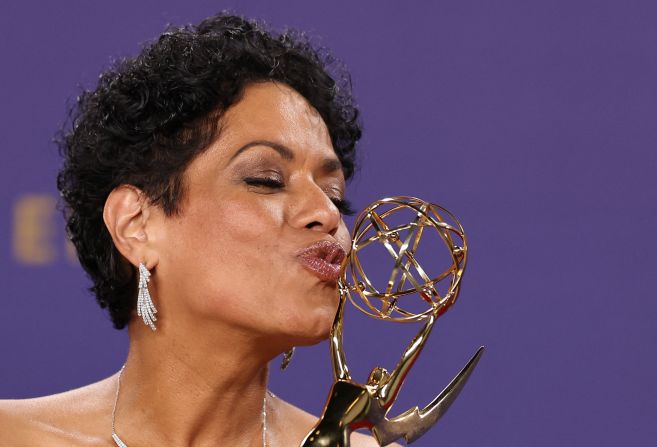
(56, 13, 362, 329)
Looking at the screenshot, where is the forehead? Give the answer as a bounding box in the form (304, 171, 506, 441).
(218, 81, 335, 159)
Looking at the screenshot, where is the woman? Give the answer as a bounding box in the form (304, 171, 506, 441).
(0, 13, 395, 446)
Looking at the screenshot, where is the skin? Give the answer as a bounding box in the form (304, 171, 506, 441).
(0, 82, 394, 446)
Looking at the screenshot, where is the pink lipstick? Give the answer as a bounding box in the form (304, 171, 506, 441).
(297, 240, 347, 283)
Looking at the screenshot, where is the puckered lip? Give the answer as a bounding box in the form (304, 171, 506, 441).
(296, 239, 347, 283)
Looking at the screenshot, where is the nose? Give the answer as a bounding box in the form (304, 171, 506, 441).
(288, 179, 341, 236)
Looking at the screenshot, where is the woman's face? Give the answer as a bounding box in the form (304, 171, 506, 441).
(151, 82, 351, 347)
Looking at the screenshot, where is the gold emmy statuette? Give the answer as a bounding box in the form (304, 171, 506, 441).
(300, 197, 484, 447)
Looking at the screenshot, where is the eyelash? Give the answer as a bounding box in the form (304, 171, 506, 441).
(244, 177, 354, 216)
(331, 198, 355, 216)
(244, 177, 284, 189)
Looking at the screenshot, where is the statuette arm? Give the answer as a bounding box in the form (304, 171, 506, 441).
(331, 287, 350, 381)
(378, 313, 436, 407)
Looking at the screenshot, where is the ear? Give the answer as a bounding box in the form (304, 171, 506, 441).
(103, 185, 159, 270)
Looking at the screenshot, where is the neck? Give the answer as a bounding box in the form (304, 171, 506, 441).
(114, 319, 277, 447)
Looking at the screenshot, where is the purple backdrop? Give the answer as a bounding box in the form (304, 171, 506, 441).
(1, 1, 656, 445)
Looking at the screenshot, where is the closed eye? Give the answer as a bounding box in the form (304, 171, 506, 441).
(244, 177, 285, 189)
(245, 176, 353, 215)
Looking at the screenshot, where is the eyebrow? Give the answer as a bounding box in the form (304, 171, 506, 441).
(231, 140, 294, 161)
(321, 158, 343, 174)
(230, 139, 343, 174)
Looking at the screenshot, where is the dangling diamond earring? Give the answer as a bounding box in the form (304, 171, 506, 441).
(137, 263, 158, 331)
(280, 347, 295, 371)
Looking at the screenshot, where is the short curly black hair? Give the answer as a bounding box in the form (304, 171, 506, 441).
(56, 13, 361, 329)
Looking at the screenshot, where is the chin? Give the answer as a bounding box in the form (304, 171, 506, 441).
(287, 303, 336, 346)
(273, 279, 340, 345)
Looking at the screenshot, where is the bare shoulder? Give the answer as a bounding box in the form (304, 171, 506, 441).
(0, 374, 117, 446)
(268, 393, 402, 447)
(0, 400, 42, 446)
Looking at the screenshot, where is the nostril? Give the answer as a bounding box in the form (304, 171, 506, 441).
(305, 221, 322, 230)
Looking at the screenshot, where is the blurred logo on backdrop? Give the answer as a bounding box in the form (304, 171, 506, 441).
(12, 194, 77, 265)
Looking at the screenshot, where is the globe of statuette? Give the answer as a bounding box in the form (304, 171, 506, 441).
(340, 196, 467, 323)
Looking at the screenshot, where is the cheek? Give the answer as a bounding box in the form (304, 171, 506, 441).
(193, 193, 281, 249)
(160, 196, 284, 308)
